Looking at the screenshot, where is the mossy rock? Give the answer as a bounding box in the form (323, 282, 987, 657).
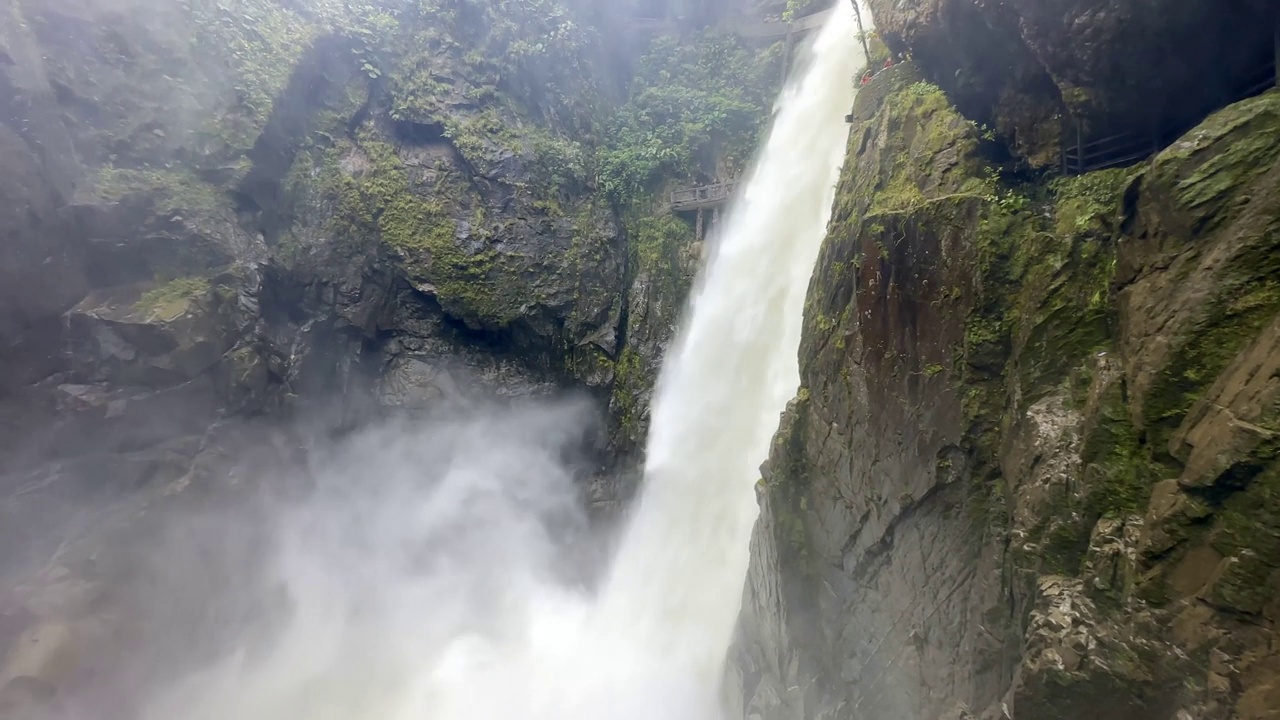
(132, 277, 213, 323)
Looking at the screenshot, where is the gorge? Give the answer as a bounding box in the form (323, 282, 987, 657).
(2, 1, 1279, 719)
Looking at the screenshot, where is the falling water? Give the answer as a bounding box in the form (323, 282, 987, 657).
(601, 0, 864, 635)
(593, 0, 866, 702)
(137, 5, 866, 720)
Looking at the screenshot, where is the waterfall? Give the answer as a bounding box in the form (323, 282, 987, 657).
(594, 0, 864, 689)
(138, 5, 865, 720)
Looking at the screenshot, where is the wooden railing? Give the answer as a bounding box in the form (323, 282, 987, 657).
(670, 182, 737, 211)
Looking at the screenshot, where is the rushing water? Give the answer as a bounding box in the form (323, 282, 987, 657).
(139, 5, 864, 720)
(596, 0, 865, 693)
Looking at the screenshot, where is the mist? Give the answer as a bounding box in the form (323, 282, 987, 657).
(4, 398, 606, 719)
(120, 397, 728, 720)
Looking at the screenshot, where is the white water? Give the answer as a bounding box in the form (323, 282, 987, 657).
(137, 5, 864, 720)
(595, 0, 865, 689)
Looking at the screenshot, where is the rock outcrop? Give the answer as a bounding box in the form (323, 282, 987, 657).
(867, 0, 1279, 167)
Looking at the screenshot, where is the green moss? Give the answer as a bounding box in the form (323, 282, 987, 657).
(855, 89, 1138, 556)
(133, 277, 211, 321)
(444, 108, 520, 170)
(328, 138, 527, 328)
(1153, 92, 1280, 232)
(1208, 462, 1280, 613)
(1059, 85, 1097, 115)
(1040, 518, 1093, 576)
(1083, 381, 1158, 519)
(95, 167, 225, 215)
(857, 85, 992, 222)
(1145, 234, 1280, 451)
(1005, 171, 1128, 401)
(609, 346, 648, 444)
(1050, 168, 1132, 237)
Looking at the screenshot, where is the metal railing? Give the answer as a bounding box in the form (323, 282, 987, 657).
(1060, 53, 1278, 175)
(670, 182, 737, 211)
(1061, 128, 1159, 175)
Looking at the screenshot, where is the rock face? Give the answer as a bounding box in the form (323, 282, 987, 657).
(732, 55, 1280, 720)
(867, 0, 1279, 166)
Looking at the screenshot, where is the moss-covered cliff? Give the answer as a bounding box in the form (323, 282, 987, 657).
(0, 0, 785, 484)
(733, 56, 1280, 719)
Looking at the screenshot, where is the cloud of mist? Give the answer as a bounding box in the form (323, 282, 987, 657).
(113, 397, 623, 720)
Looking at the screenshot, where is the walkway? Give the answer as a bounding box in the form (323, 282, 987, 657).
(1061, 33, 1279, 175)
(670, 182, 736, 212)
(670, 181, 737, 240)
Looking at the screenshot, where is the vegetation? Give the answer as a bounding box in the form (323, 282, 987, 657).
(783, 0, 827, 22)
(1049, 168, 1130, 236)
(133, 277, 211, 321)
(167, 0, 789, 418)
(184, 0, 327, 149)
(378, 0, 601, 131)
(610, 347, 648, 440)
(321, 133, 537, 329)
(598, 33, 783, 204)
(95, 167, 226, 215)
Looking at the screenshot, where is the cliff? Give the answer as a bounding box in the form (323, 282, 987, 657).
(733, 39, 1280, 720)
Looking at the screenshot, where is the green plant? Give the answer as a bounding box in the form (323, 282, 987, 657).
(133, 277, 211, 321)
(598, 32, 781, 205)
(783, 0, 826, 21)
(908, 81, 941, 97)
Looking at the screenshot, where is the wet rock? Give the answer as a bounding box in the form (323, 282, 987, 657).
(869, 0, 1279, 166)
(734, 67, 1280, 720)
(1011, 577, 1191, 720)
